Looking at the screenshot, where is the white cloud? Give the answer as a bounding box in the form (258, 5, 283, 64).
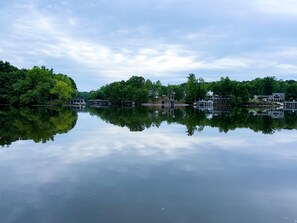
(1, 0, 297, 90)
(278, 48, 297, 57)
(254, 0, 297, 16)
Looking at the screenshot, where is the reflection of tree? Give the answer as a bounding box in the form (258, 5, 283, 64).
(87, 106, 297, 135)
(187, 108, 297, 135)
(0, 107, 77, 147)
(87, 107, 164, 131)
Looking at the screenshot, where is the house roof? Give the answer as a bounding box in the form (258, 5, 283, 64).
(271, 93, 285, 97)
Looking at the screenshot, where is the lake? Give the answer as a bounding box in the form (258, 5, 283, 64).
(1, 106, 297, 223)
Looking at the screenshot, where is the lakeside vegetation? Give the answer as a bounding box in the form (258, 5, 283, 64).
(0, 61, 77, 105)
(86, 74, 297, 106)
(1, 60, 297, 106)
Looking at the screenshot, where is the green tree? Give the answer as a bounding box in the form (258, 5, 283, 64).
(186, 73, 198, 103)
(50, 80, 77, 102)
(196, 78, 207, 100)
(212, 76, 234, 97)
(286, 82, 297, 100)
(16, 66, 54, 105)
(0, 61, 27, 104)
(263, 76, 277, 95)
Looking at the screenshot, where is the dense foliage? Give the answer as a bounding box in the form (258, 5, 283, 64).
(0, 61, 77, 105)
(88, 76, 190, 104)
(2, 60, 297, 106)
(209, 76, 297, 105)
(89, 74, 297, 105)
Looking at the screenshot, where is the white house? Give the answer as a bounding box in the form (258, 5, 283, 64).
(267, 93, 285, 102)
(254, 93, 285, 102)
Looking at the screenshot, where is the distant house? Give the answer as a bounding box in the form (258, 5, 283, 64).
(70, 98, 86, 105)
(267, 93, 285, 102)
(205, 91, 230, 105)
(254, 93, 285, 102)
(205, 90, 220, 101)
(206, 91, 214, 100)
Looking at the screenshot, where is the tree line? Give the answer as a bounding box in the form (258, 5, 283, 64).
(0, 61, 77, 105)
(2, 60, 297, 106)
(85, 74, 297, 105)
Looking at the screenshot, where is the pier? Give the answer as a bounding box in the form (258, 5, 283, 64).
(284, 101, 297, 111)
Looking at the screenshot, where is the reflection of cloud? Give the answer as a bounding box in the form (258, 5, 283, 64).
(45, 125, 251, 164)
(1, 115, 297, 195)
(6, 123, 297, 167)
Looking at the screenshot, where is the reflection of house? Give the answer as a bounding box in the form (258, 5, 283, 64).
(194, 100, 213, 111)
(70, 98, 86, 105)
(267, 110, 284, 119)
(252, 109, 285, 119)
(69, 105, 86, 111)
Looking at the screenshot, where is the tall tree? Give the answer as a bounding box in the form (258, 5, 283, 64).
(263, 76, 277, 95)
(186, 73, 198, 103)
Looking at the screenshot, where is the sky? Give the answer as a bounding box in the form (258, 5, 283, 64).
(1, 0, 297, 91)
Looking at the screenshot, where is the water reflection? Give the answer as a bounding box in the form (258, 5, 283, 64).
(1, 106, 297, 147)
(1, 107, 297, 223)
(87, 106, 297, 135)
(0, 106, 77, 147)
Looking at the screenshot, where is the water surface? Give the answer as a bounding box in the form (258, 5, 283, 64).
(1, 106, 297, 223)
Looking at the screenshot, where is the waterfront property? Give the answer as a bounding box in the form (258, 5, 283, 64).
(254, 93, 285, 102)
(70, 98, 86, 105)
(268, 93, 285, 102)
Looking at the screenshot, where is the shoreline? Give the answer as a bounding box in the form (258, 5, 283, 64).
(142, 103, 190, 107)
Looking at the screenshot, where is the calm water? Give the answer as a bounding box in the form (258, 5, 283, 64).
(1, 106, 297, 223)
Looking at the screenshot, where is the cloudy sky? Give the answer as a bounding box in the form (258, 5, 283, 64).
(1, 0, 297, 90)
